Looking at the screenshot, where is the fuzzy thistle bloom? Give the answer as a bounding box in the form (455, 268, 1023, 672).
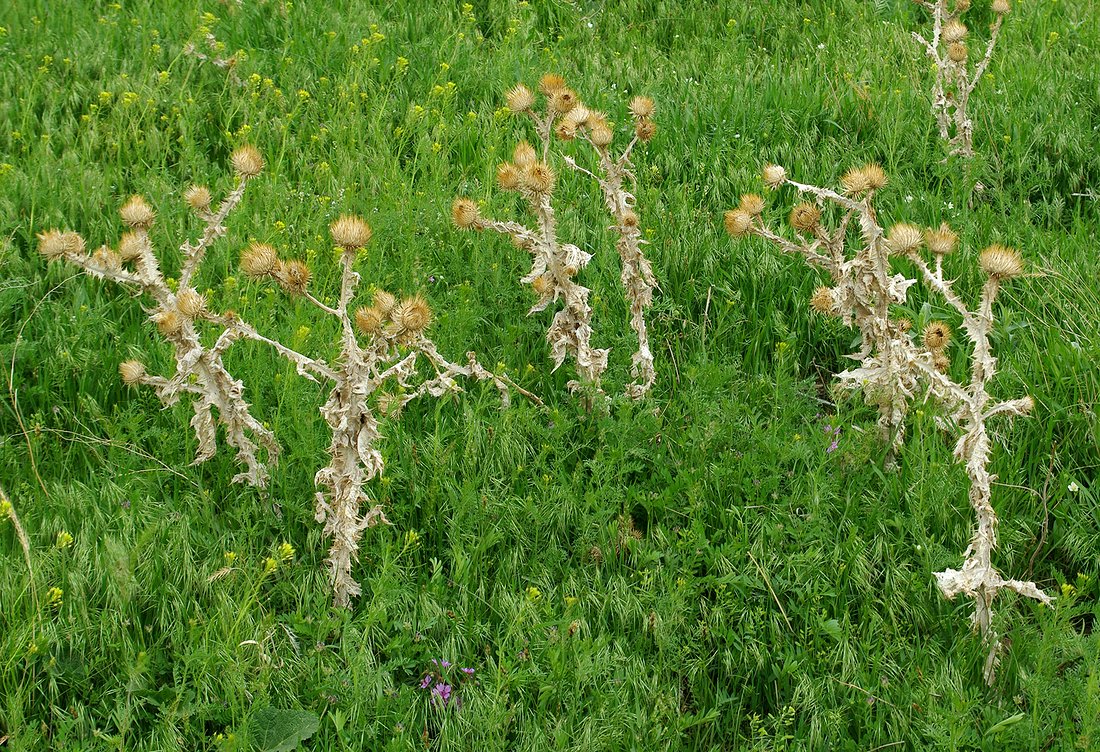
(451, 198, 481, 229)
(513, 141, 537, 168)
(496, 162, 523, 190)
(923, 321, 952, 350)
(947, 42, 968, 63)
(739, 193, 766, 217)
(860, 163, 888, 191)
(120, 196, 156, 229)
(241, 242, 279, 278)
(176, 288, 208, 318)
(373, 289, 397, 316)
(153, 308, 183, 336)
(184, 184, 212, 213)
(506, 84, 535, 113)
(118, 231, 144, 262)
(119, 359, 147, 385)
(276, 259, 312, 295)
(762, 164, 787, 189)
(886, 223, 924, 255)
(840, 167, 872, 196)
(231, 145, 264, 178)
(789, 202, 822, 234)
(635, 119, 656, 142)
(810, 286, 837, 315)
(924, 223, 959, 255)
(330, 214, 372, 250)
(548, 88, 578, 115)
(628, 96, 655, 119)
(91, 247, 123, 273)
(992, 0, 1011, 14)
(524, 163, 556, 195)
(393, 295, 432, 334)
(979, 244, 1023, 279)
(355, 305, 385, 335)
(37, 229, 84, 259)
(538, 73, 566, 95)
(589, 122, 614, 147)
(723, 209, 753, 237)
(943, 20, 969, 43)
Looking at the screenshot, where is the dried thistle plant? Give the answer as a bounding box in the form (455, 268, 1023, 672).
(453, 73, 658, 401)
(36, 145, 279, 487)
(727, 162, 1050, 682)
(238, 216, 540, 607)
(183, 25, 243, 87)
(912, 0, 1012, 158)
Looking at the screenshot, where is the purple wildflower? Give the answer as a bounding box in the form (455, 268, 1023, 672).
(460, 667, 475, 676)
(419, 674, 432, 689)
(431, 682, 453, 707)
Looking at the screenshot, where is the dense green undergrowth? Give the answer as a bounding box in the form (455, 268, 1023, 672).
(1, 1, 1097, 749)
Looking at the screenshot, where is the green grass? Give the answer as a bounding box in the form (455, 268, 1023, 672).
(1, 0, 1098, 749)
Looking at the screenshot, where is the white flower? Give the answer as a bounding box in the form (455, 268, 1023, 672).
(1068, 481, 1080, 493)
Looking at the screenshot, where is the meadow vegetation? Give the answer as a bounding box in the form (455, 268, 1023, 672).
(1, 1, 1098, 750)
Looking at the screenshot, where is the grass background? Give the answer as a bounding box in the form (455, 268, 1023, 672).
(1, 0, 1098, 749)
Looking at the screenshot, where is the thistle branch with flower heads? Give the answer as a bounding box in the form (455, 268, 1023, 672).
(238, 216, 540, 607)
(726, 161, 1050, 682)
(912, 0, 1012, 158)
(453, 73, 659, 401)
(36, 145, 287, 487)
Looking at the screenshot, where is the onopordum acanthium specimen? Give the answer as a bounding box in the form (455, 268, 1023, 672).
(36, 145, 279, 487)
(239, 215, 541, 607)
(727, 162, 1050, 682)
(912, 0, 1012, 158)
(453, 73, 658, 401)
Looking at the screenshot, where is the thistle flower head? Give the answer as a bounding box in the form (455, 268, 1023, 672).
(886, 223, 924, 255)
(119, 359, 146, 385)
(373, 289, 397, 316)
(555, 119, 579, 141)
(532, 274, 553, 296)
(933, 350, 951, 373)
(738, 193, 765, 216)
(241, 242, 279, 278)
(762, 164, 787, 189)
(789, 202, 821, 234)
(723, 209, 753, 237)
(91, 247, 122, 272)
(896, 318, 913, 333)
(184, 184, 212, 213)
(355, 305, 385, 335)
(924, 223, 958, 255)
(810, 286, 837, 315)
(992, 0, 1010, 14)
(629, 96, 656, 119)
(118, 231, 144, 261)
(955, 0, 971, 11)
(947, 42, 968, 63)
(330, 214, 373, 250)
(860, 163, 887, 190)
(620, 210, 639, 228)
(276, 259, 312, 295)
(589, 122, 614, 147)
(120, 195, 155, 229)
(548, 88, 578, 115)
(943, 20, 969, 43)
(496, 162, 523, 190)
(840, 167, 871, 196)
(513, 141, 537, 168)
(231, 145, 264, 178)
(538, 73, 566, 95)
(505, 84, 535, 113)
(152, 308, 183, 336)
(923, 321, 952, 350)
(451, 198, 481, 228)
(979, 244, 1024, 279)
(37, 229, 84, 259)
(176, 288, 208, 318)
(393, 295, 432, 334)
(635, 119, 656, 142)
(524, 162, 556, 195)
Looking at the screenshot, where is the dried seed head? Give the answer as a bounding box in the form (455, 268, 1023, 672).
(789, 202, 822, 234)
(860, 163, 887, 190)
(119, 359, 146, 385)
(505, 84, 535, 113)
(762, 164, 787, 189)
(896, 318, 913, 333)
(374, 289, 397, 316)
(496, 162, 523, 190)
(810, 286, 837, 315)
(739, 193, 765, 216)
(231, 144, 264, 178)
(184, 184, 212, 213)
(886, 223, 924, 255)
(451, 198, 481, 228)
(635, 118, 656, 142)
(330, 214, 373, 250)
(276, 259, 312, 295)
(37, 229, 84, 259)
(947, 42, 968, 63)
(933, 350, 951, 373)
(924, 223, 958, 255)
(152, 308, 183, 336)
(120, 195, 155, 228)
(118, 231, 144, 261)
(538, 73, 566, 95)
(355, 305, 385, 335)
(393, 295, 432, 334)
(548, 88, 578, 115)
(992, 0, 1010, 14)
(723, 209, 753, 237)
(531, 274, 553, 296)
(943, 20, 969, 43)
(555, 119, 579, 140)
(955, 0, 971, 11)
(629, 96, 656, 119)
(513, 141, 537, 168)
(979, 244, 1024, 279)
(589, 123, 614, 147)
(176, 288, 208, 318)
(620, 211, 639, 228)
(524, 162, 556, 195)
(840, 167, 871, 196)
(1019, 395, 1034, 413)
(923, 321, 952, 350)
(241, 242, 279, 278)
(91, 247, 122, 272)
